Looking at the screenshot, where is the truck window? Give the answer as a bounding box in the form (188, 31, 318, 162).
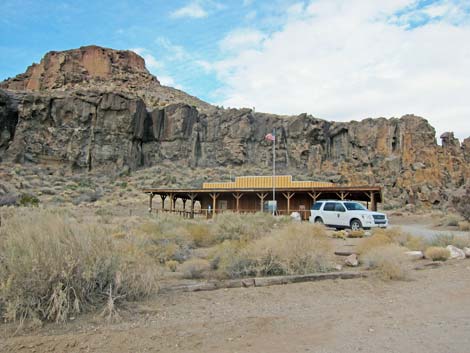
(312, 202, 323, 210)
(323, 202, 336, 211)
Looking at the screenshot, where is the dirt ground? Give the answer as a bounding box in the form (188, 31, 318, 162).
(1, 260, 469, 353)
(1, 213, 470, 353)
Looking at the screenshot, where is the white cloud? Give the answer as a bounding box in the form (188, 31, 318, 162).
(219, 28, 266, 52)
(155, 37, 189, 61)
(159, 74, 184, 90)
(170, 1, 208, 19)
(130, 48, 163, 72)
(213, 0, 470, 140)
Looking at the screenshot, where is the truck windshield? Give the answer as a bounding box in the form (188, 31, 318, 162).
(344, 202, 367, 211)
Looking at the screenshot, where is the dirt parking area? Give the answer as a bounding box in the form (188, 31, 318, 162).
(2, 259, 470, 353)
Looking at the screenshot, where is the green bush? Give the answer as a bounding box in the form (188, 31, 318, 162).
(19, 193, 39, 207)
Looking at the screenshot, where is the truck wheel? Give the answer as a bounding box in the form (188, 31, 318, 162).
(315, 217, 324, 224)
(350, 219, 362, 231)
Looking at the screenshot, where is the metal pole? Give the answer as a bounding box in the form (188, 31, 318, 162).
(272, 128, 276, 215)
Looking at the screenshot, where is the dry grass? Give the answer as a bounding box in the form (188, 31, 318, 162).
(361, 244, 411, 281)
(404, 235, 427, 251)
(357, 233, 393, 254)
(424, 247, 451, 261)
(458, 221, 470, 231)
(211, 223, 334, 278)
(0, 209, 159, 325)
(211, 212, 289, 243)
(180, 259, 211, 279)
(348, 230, 366, 238)
(427, 234, 470, 249)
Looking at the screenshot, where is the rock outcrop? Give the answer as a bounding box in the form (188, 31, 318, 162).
(1, 46, 469, 208)
(0, 45, 211, 111)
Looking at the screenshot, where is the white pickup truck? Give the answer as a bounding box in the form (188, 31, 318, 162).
(309, 200, 388, 230)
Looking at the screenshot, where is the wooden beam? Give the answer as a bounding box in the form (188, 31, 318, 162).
(232, 192, 244, 212)
(256, 192, 268, 212)
(188, 193, 198, 218)
(160, 194, 167, 210)
(336, 191, 349, 200)
(282, 192, 295, 214)
(148, 193, 154, 213)
(308, 191, 321, 202)
(210, 193, 220, 214)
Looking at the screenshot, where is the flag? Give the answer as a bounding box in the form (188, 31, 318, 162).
(265, 133, 275, 141)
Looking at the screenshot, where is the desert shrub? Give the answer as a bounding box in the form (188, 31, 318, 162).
(427, 234, 470, 249)
(373, 227, 409, 246)
(348, 230, 366, 238)
(458, 221, 470, 232)
(438, 214, 461, 227)
(0, 210, 159, 324)
(186, 223, 214, 247)
(361, 244, 411, 281)
(211, 223, 334, 278)
(212, 212, 288, 243)
(209, 240, 252, 278)
(404, 235, 427, 251)
(166, 260, 179, 272)
(452, 187, 470, 221)
(424, 247, 450, 261)
(18, 193, 39, 207)
(135, 215, 193, 263)
(180, 259, 211, 279)
(357, 233, 392, 254)
(331, 230, 347, 239)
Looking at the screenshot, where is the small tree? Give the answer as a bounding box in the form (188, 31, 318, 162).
(452, 186, 470, 221)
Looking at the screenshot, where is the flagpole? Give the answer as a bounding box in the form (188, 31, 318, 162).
(272, 127, 275, 216)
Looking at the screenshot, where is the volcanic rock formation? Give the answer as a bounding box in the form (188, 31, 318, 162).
(1, 46, 469, 208)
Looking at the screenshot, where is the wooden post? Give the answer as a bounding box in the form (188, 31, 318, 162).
(232, 192, 244, 212)
(282, 192, 295, 214)
(308, 191, 321, 203)
(210, 193, 219, 215)
(168, 193, 174, 212)
(188, 193, 198, 218)
(256, 192, 268, 212)
(148, 193, 154, 213)
(160, 194, 167, 211)
(336, 191, 349, 200)
(371, 192, 377, 211)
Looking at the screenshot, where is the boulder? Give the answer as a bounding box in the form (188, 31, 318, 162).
(446, 245, 466, 260)
(345, 254, 359, 267)
(463, 247, 470, 258)
(405, 251, 424, 260)
(290, 212, 301, 222)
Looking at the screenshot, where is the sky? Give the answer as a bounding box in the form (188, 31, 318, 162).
(1, 0, 470, 140)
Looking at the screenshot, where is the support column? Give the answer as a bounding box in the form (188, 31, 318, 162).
(188, 193, 198, 218)
(282, 192, 295, 214)
(160, 194, 167, 211)
(256, 193, 268, 212)
(232, 192, 244, 212)
(308, 191, 322, 204)
(148, 193, 154, 213)
(371, 192, 377, 212)
(210, 193, 219, 215)
(336, 191, 349, 200)
(182, 199, 187, 217)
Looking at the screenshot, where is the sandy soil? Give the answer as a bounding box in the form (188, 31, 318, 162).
(2, 259, 470, 353)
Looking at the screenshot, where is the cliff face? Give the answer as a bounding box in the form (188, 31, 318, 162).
(0, 46, 469, 208)
(0, 45, 211, 111)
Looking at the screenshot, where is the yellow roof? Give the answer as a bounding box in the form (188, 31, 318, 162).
(202, 175, 334, 189)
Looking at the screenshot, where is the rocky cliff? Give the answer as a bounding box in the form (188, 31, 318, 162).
(1, 46, 469, 208)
